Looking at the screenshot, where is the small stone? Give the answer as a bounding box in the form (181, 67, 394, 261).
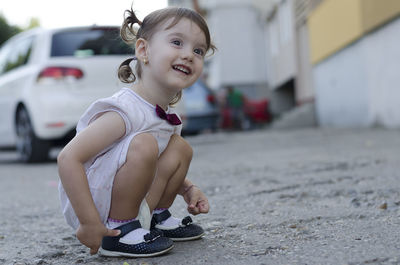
(246, 224, 255, 230)
(379, 202, 388, 210)
(35, 259, 47, 265)
(351, 198, 361, 207)
(251, 249, 267, 256)
(208, 221, 222, 228)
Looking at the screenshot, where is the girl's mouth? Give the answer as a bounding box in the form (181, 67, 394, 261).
(172, 65, 191, 75)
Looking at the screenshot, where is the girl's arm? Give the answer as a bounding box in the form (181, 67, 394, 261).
(58, 111, 126, 254)
(179, 179, 209, 215)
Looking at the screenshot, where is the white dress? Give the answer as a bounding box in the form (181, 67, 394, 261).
(59, 88, 182, 230)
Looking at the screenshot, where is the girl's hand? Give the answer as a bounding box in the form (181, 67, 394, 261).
(76, 222, 120, 255)
(183, 185, 209, 215)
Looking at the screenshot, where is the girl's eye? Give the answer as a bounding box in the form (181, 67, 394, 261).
(194, 48, 205, 56)
(171, 40, 182, 46)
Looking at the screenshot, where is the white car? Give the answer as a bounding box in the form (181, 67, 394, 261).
(0, 26, 132, 162)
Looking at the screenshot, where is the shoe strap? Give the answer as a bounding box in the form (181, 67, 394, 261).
(181, 216, 193, 226)
(144, 229, 163, 242)
(113, 220, 142, 238)
(153, 209, 172, 224)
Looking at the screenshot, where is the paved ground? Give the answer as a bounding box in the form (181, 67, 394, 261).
(1, 128, 400, 265)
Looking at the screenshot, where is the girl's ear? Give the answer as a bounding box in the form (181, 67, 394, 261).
(135, 38, 148, 62)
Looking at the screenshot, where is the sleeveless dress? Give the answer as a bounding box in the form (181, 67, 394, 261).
(59, 87, 182, 229)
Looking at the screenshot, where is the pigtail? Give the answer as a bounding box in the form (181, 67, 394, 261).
(118, 57, 136, 83)
(118, 8, 142, 83)
(120, 8, 142, 44)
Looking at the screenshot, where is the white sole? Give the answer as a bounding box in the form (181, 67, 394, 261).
(170, 233, 205, 242)
(98, 245, 174, 257)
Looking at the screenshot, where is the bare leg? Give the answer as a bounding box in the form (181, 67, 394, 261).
(108, 133, 158, 220)
(146, 135, 193, 212)
(147, 136, 205, 242)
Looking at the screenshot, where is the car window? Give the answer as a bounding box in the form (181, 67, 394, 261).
(0, 36, 34, 74)
(51, 28, 132, 57)
(0, 44, 11, 75)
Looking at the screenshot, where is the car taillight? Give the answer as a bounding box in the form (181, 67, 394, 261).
(38, 67, 84, 81)
(207, 94, 216, 104)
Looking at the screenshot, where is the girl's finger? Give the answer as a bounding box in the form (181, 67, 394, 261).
(105, 229, 121, 237)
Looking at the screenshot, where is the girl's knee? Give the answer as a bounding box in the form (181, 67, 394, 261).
(171, 134, 193, 160)
(127, 133, 159, 163)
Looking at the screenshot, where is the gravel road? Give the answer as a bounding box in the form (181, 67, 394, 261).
(1, 128, 400, 265)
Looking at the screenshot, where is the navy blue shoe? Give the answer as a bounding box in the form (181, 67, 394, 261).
(99, 220, 173, 257)
(151, 210, 204, 241)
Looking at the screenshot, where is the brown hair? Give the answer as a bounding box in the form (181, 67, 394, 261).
(118, 7, 216, 105)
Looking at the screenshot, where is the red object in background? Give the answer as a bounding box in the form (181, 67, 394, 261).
(221, 107, 233, 128)
(207, 94, 216, 104)
(220, 98, 271, 129)
(38, 66, 84, 80)
(244, 98, 271, 123)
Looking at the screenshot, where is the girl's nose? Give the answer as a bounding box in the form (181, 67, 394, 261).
(181, 48, 194, 62)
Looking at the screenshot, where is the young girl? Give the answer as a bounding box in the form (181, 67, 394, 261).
(58, 6, 215, 258)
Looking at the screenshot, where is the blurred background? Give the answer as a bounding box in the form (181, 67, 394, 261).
(1, 0, 400, 162)
(171, 0, 400, 130)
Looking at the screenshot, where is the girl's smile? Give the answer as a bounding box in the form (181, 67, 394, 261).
(172, 64, 192, 75)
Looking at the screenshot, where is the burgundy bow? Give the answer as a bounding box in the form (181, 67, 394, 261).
(155, 105, 182, 125)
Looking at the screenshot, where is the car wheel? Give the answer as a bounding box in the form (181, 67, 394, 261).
(16, 107, 50, 163)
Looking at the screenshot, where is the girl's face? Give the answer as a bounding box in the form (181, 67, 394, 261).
(143, 18, 207, 93)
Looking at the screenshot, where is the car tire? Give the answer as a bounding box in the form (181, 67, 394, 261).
(16, 107, 50, 163)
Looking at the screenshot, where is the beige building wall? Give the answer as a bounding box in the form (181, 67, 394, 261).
(308, 0, 363, 64)
(310, 0, 400, 128)
(308, 0, 400, 65)
(361, 0, 400, 33)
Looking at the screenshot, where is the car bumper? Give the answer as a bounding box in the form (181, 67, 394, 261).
(25, 86, 117, 140)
